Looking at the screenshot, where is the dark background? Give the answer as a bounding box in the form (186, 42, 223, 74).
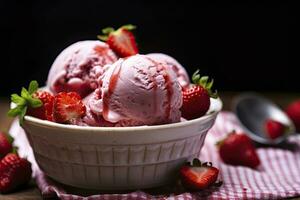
(0, 1, 295, 97)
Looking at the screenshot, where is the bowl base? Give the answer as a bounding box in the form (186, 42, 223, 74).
(49, 175, 177, 192)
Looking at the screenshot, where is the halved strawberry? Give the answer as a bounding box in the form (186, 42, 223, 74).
(98, 24, 138, 57)
(180, 159, 219, 190)
(53, 92, 86, 123)
(181, 70, 218, 120)
(264, 119, 285, 140)
(217, 131, 260, 168)
(27, 91, 54, 121)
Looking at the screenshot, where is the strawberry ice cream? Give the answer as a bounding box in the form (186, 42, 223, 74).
(10, 24, 220, 130)
(84, 54, 183, 126)
(147, 53, 190, 88)
(80, 91, 114, 127)
(47, 40, 117, 97)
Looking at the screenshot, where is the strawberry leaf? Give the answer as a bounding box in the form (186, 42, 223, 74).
(19, 106, 27, 125)
(98, 24, 136, 42)
(199, 76, 209, 87)
(11, 94, 26, 106)
(28, 80, 39, 95)
(192, 69, 200, 83)
(7, 106, 22, 117)
(11, 147, 19, 154)
(191, 70, 218, 99)
(192, 158, 202, 166)
(102, 27, 114, 34)
(206, 79, 214, 90)
(122, 24, 136, 30)
(27, 97, 42, 108)
(98, 27, 115, 42)
(21, 87, 31, 100)
(97, 35, 108, 41)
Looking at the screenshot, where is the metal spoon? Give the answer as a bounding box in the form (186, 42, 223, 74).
(232, 93, 295, 145)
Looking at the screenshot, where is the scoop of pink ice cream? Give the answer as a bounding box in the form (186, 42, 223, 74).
(147, 53, 190, 88)
(47, 40, 117, 97)
(79, 91, 115, 127)
(86, 54, 183, 126)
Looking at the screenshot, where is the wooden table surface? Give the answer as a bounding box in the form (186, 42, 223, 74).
(1, 92, 300, 200)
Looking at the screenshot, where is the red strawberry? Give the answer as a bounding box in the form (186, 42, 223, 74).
(217, 131, 260, 168)
(53, 92, 86, 123)
(27, 91, 54, 121)
(285, 100, 300, 132)
(264, 119, 285, 139)
(0, 132, 12, 158)
(0, 153, 32, 193)
(181, 70, 218, 120)
(98, 24, 138, 57)
(180, 159, 219, 190)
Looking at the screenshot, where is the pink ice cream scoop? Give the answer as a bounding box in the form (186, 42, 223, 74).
(86, 54, 183, 126)
(147, 53, 190, 88)
(79, 91, 115, 127)
(47, 40, 117, 97)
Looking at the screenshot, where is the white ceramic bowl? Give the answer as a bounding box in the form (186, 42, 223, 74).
(22, 98, 222, 190)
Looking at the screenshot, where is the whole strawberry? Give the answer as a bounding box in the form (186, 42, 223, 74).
(285, 100, 300, 132)
(53, 92, 86, 123)
(181, 70, 218, 120)
(264, 119, 285, 140)
(27, 91, 54, 121)
(98, 24, 138, 57)
(217, 131, 260, 168)
(180, 159, 219, 190)
(0, 153, 32, 193)
(0, 132, 12, 158)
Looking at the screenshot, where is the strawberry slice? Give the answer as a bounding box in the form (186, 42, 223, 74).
(180, 159, 219, 190)
(53, 92, 86, 123)
(217, 131, 260, 168)
(98, 24, 138, 57)
(264, 119, 285, 139)
(181, 70, 218, 120)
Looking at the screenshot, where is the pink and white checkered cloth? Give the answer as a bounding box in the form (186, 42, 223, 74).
(9, 112, 300, 200)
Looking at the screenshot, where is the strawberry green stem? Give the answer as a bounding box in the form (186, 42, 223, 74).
(7, 80, 42, 125)
(97, 24, 136, 42)
(192, 70, 218, 98)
